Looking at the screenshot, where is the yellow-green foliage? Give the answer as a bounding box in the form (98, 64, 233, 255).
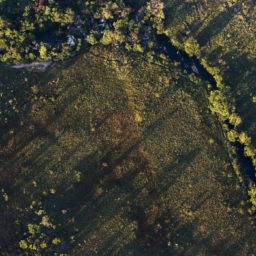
(248, 186, 256, 212)
(239, 132, 251, 145)
(18, 200, 60, 254)
(229, 113, 242, 127)
(184, 37, 200, 57)
(1, 188, 8, 202)
(0, 0, 166, 64)
(201, 59, 224, 88)
(101, 30, 125, 45)
(52, 237, 61, 245)
(19, 240, 28, 250)
(133, 43, 144, 53)
(39, 44, 48, 60)
(86, 33, 98, 45)
(2, 44, 256, 254)
(227, 130, 238, 142)
(244, 145, 256, 158)
(232, 159, 243, 183)
(208, 90, 230, 120)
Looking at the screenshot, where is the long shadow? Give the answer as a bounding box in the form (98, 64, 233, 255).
(1, 49, 99, 160)
(158, 148, 201, 190)
(163, 0, 186, 27)
(93, 107, 178, 173)
(7, 84, 85, 156)
(222, 51, 256, 139)
(197, 3, 241, 46)
(6, 79, 94, 190)
(0, 67, 33, 137)
(111, 149, 200, 254)
(3, 61, 126, 193)
(222, 52, 256, 89)
(40, 116, 197, 253)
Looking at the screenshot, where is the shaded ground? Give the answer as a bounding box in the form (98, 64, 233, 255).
(1, 46, 256, 255)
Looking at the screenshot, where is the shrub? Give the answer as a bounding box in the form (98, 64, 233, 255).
(239, 132, 251, 145)
(101, 30, 124, 45)
(19, 240, 28, 250)
(86, 33, 98, 45)
(184, 37, 200, 57)
(133, 43, 144, 53)
(244, 145, 256, 158)
(227, 129, 238, 142)
(209, 90, 230, 120)
(248, 186, 256, 212)
(229, 113, 242, 127)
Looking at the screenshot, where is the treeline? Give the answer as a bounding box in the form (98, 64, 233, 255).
(0, 0, 165, 64)
(0, 0, 78, 63)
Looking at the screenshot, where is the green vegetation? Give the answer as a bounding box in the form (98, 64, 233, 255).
(1, 0, 256, 255)
(17, 200, 63, 255)
(0, 0, 77, 63)
(0, 0, 165, 64)
(249, 186, 256, 213)
(1, 44, 256, 255)
(163, 0, 256, 212)
(184, 37, 200, 58)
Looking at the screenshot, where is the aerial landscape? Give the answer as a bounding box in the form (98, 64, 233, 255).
(1, 0, 256, 255)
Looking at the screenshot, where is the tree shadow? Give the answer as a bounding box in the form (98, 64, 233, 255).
(163, 0, 187, 27)
(197, 3, 241, 46)
(221, 51, 256, 141)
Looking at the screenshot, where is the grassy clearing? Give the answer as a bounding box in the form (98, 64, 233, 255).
(1, 46, 256, 255)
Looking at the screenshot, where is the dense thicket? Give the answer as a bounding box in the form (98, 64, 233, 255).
(0, 0, 164, 64)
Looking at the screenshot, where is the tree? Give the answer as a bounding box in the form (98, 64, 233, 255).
(184, 37, 200, 57)
(244, 145, 256, 158)
(86, 33, 97, 45)
(248, 186, 256, 212)
(227, 129, 238, 142)
(239, 132, 251, 145)
(39, 43, 48, 60)
(101, 30, 125, 45)
(209, 90, 230, 120)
